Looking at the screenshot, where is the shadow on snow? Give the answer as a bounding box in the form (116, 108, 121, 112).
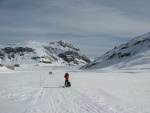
(43, 86, 64, 88)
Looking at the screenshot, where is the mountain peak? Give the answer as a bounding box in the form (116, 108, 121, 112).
(81, 32, 150, 69)
(0, 40, 90, 66)
(57, 40, 80, 51)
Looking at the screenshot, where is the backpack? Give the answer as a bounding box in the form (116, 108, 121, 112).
(67, 81, 71, 87)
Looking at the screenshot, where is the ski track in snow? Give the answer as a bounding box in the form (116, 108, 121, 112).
(0, 66, 150, 113)
(30, 73, 114, 113)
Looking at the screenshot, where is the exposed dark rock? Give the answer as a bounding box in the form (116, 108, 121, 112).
(19, 53, 24, 56)
(31, 57, 42, 60)
(1, 47, 35, 54)
(86, 62, 99, 68)
(133, 41, 142, 46)
(0, 51, 4, 59)
(120, 46, 128, 50)
(40, 60, 52, 64)
(58, 40, 80, 51)
(2, 47, 14, 54)
(142, 39, 149, 43)
(108, 53, 117, 60)
(8, 54, 11, 59)
(58, 51, 90, 65)
(118, 52, 131, 58)
(44, 46, 61, 55)
(11, 54, 15, 58)
(14, 64, 20, 67)
(49, 55, 58, 61)
(108, 51, 133, 60)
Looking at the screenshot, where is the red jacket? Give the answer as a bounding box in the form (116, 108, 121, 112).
(64, 73, 69, 80)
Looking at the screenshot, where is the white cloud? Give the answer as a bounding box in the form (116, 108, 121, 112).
(0, 0, 150, 57)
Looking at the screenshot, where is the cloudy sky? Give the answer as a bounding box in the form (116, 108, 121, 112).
(0, 0, 150, 57)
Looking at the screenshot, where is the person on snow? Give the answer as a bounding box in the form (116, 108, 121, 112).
(64, 73, 69, 87)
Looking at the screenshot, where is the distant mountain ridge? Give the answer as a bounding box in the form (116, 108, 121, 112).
(81, 32, 150, 69)
(0, 40, 91, 66)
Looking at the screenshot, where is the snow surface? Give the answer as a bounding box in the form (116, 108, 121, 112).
(0, 65, 150, 113)
(0, 40, 89, 66)
(82, 32, 150, 70)
(0, 66, 13, 72)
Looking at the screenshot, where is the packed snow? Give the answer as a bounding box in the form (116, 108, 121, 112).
(0, 64, 150, 113)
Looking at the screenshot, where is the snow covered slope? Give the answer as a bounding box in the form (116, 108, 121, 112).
(81, 32, 150, 69)
(0, 40, 90, 66)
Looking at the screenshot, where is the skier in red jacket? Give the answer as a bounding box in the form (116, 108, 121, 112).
(64, 73, 69, 87)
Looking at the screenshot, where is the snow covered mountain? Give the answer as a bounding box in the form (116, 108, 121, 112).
(81, 32, 150, 69)
(0, 40, 91, 66)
